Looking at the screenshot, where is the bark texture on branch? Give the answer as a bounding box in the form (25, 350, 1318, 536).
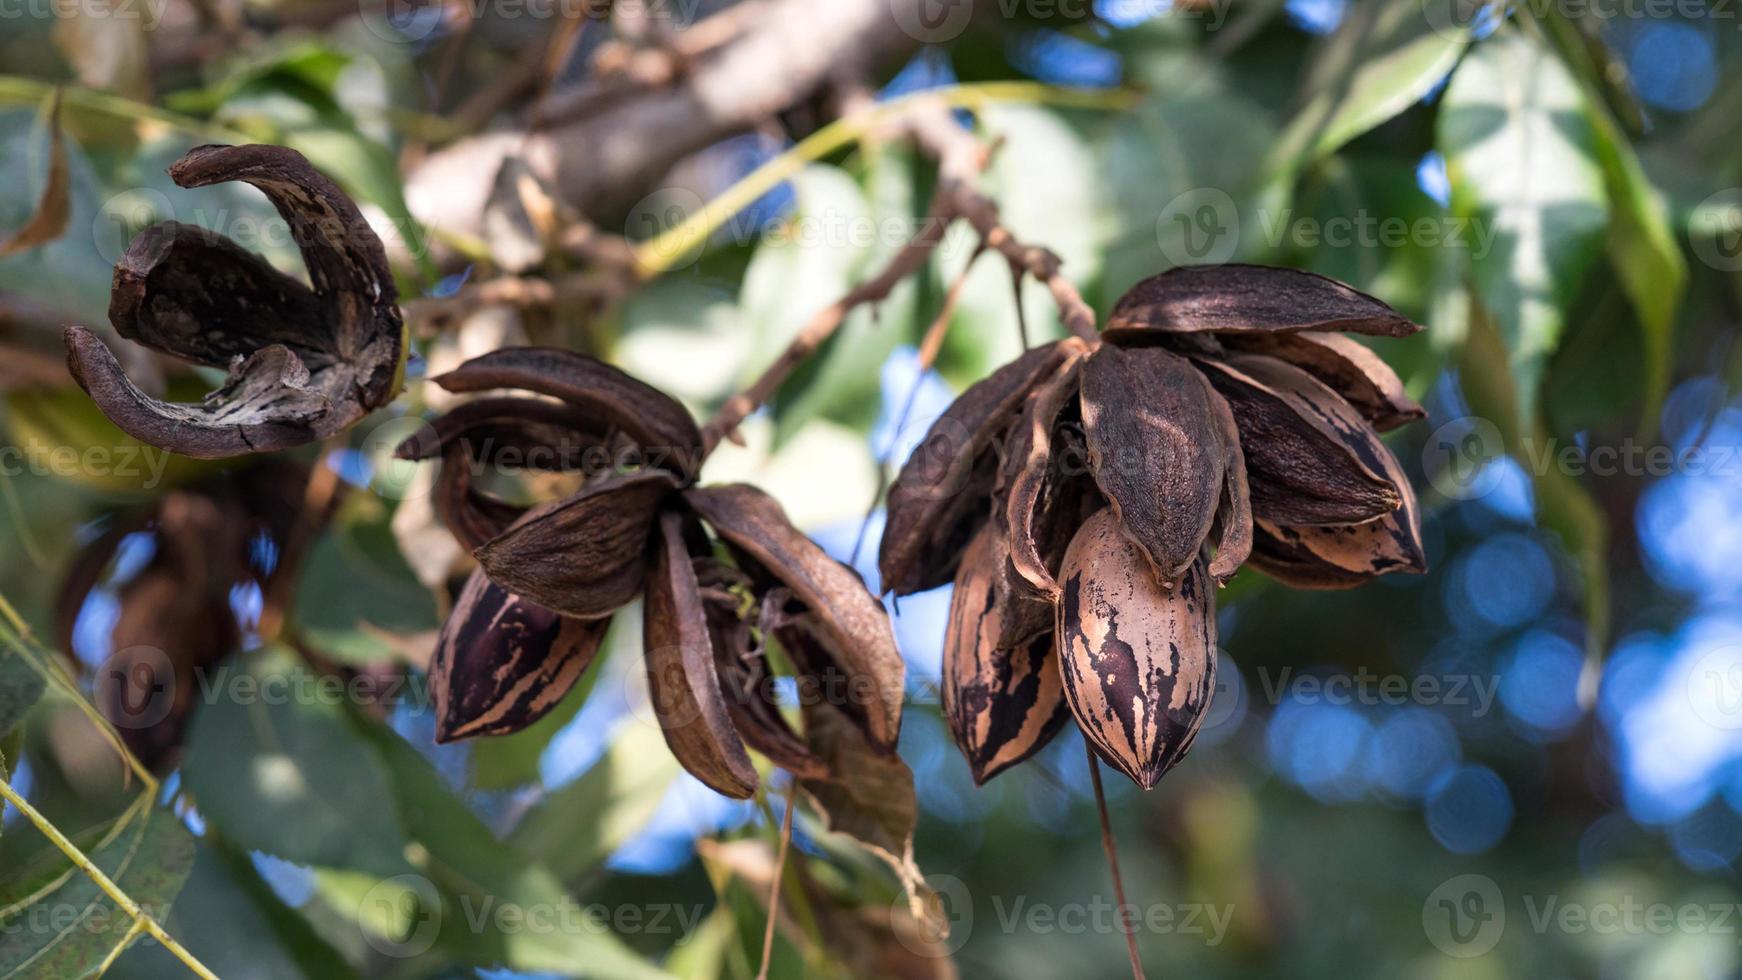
(406, 0, 933, 237)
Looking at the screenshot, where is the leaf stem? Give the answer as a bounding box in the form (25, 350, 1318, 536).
(0, 779, 218, 980)
(755, 787, 798, 980)
(1086, 739, 1147, 980)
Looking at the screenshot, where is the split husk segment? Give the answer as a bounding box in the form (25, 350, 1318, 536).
(883, 263, 1428, 789)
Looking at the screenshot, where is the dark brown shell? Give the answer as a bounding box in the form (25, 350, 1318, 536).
(473, 468, 677, 619)
(1194, 354, 1401, 526)
(430, 347, 703, 480)
(643, 511, 759, 799)
(430, 568, 607, 741)
(879, 339, 1083, 596)
(1221, 331, 1424, 432)
(687, 483, 905, 752)
(1081, 344, 1225, 586)
(67, 144, 403, 458)
(942, 528, 1068, 784)
(1103, 264, 1420, 342)
(1057, 508, 1218, 790)
(1204, 385, 1253, 583)
(1002, 354, 1092, 601)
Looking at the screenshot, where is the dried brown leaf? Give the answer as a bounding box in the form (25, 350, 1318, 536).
(1057, 508, 1218, 790)
(431, 568, 606, 741)
(0, 90, 69, 258)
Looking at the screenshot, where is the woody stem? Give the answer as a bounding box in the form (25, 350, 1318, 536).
(1087, 738, 1147, 980)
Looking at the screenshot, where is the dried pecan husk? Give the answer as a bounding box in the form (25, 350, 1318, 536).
(1220, 331, 1424, 432)
(1081, 344, 1226, 586)
(1057, 508, 1218, 790)
(430, 568, 607, 741)
(66, 145, 403, 458)
(1194, 354, 1401, 526)
(1204, 384, 1253, 584)
(879, 339, 1084, 596)
(688, 484, 905, 753)
(429, 347, 703, 481)
(473, 468, 678, 619)
(643, 511, 759, 799)
(1001, 353, 1094, 604)
(1102, 264, 1420, 342)
(702, 586, 829, 779)
(942, 527, 1068, 785)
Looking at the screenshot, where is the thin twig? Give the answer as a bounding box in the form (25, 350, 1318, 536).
(849, 244, 985, 567)
(0, 779, 219, 980)
(756, 787, 798, 980)
(1086, 739, 1147, 980)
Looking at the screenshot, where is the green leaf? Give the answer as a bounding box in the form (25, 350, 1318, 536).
(0, 645, 43, 742)
(1270, 0, 1472, 175)
(181, 650, 413, 877)
(295, 498, 440, 666)
(106, 844, 357, 980)
(1533, 7, 1686, 435)
(509, 714, 684, 882)
(358, 722, 671, 979)
(0, 807, 195, 979)
(1438, 28, 1610, 428)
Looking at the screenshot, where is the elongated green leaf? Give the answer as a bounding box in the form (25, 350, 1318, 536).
(0, 808, 195, 979)
(1271, 0, 1471, 174)
(107, 844, 356, 980)
(0, 646, 43, 743)
(358, 722, 672, 980)
(1438, 29, 1609, 428)
(181, 651, 413, 877)
(509, 714, 684, 882)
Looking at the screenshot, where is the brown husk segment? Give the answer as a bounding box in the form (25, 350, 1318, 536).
(430, 347, 703, 479)
(1193, 355, 1401, 526)
(1080, 344, 1225, 585)
(67, 144, 403, 459)
(942, 528, 1068, 784)
(431, 568, 607, 741)
(395, 396, 611, 468)
(641, 511, 756, 800)
(1247, 422, 1426, 587)
(879, 339, 1082, 596)
(686, 483, 905, 752)
(703, 588, 829, 779)
(1205, 385, 1253, 583)
(1056, 508, 1218, 790)
(1102, 264, 1420, 341)
(473, 468, 677, 619)
(1002, 354, 1091, 600)
(643, 512, 759, 799)
(1221, 331, 1424, 432)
